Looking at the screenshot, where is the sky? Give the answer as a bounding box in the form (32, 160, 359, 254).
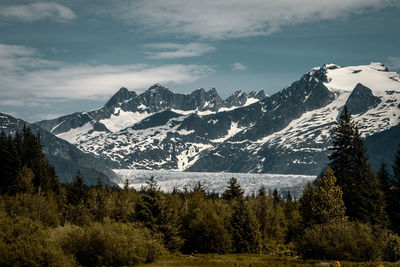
(0, 0, 400, 122)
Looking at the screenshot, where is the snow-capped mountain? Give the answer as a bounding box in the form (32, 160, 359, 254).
(35, 63, 400, 175)
(0, 113, 118, 185)
(37, 84, 265, 137)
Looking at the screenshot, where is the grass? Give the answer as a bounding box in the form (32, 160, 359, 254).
(139, 253, 400, 267)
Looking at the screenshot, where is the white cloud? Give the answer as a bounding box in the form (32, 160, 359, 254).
(387, 56, 400, 70)
(117, 0, 399, 39)
(0, 43, 212, 107)
(145, 43, 216, 59)
(232, 62, 248, 72)
(0, 2, 76, 22)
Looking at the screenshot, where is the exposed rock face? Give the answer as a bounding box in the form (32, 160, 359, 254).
(346, 83, 381, 114)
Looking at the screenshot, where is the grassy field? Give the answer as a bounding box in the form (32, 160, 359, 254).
(139, 253, 399, 267)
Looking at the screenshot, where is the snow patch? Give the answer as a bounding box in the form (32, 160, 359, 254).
(57, 122, 94, 144)
(99, 108, 152, 132)
(212, 122, 243, 142)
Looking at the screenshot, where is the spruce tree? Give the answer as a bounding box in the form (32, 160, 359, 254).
(272, 188, 281, 206)
(393, 145, 400, 185)
(66, 170, 88, 205)
(192, 181, 206, 194)
(230, 198, 262, 253)
(222, 177, 244, 201)
(134, 177, 182, 251)
(329, 106, 355, 208)
(389, 146, 400, 233)
(377, 161, 391, 192)
(328, 107, 387, 226)
(351, 128, 387, 225)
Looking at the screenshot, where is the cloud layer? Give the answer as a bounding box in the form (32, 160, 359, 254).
(0, 43, 212, 106)
(232, 62, 248, 72)
(0, 2, 76, 22)
(119, 0, 399, 39)
(145, 43, 216, 59)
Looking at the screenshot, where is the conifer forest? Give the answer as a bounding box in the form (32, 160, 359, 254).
(1, 108, 400, 266)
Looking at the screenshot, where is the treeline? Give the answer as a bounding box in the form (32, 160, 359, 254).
(1, 108, 400, 266)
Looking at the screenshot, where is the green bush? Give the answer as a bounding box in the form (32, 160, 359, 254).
(0, 214, 75, 267)
(57, 221, 166, 266)
(295, 220, 382, 261)
(381, 232, 400, 262)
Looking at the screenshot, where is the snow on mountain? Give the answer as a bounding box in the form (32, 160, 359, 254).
(35, 62, 400, 176)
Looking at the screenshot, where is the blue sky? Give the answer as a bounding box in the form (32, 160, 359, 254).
(0, 0, 400, 122)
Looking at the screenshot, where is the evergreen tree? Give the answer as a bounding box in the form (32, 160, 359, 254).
(258, 186, 267, 198)
(222, 177, 244, 201)
(192, 181, 206, 194)
(393, 145, 400, 185)
(388, 146, 400, 233)
(134, 177, 182, 251)
(230, 199, 261, 253)
(20, 126, 60, 193)
(329, 107, 386, 225)
(0, 127, 60, 195)
(329, 106, 355, 196)
(0, 134, 19, 192)
(66, 170, 88, 205)
(13, 165, 35, 194)
(378, 161, 391, 192)
(272, 188, 281, 206)
(299, 168, 346, 229)
(351, 128, 387, 226)
(181, 193, 232, 253)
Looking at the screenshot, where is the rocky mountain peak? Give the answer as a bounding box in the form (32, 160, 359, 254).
(249, 89, 266, 100)
(105, 87, 136, 108)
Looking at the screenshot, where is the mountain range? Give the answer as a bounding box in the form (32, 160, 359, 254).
(29, 62, 400, 178)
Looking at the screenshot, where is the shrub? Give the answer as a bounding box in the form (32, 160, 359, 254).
(296, 220, 382, 261)
(381, 232, 400, 262)
(0, 214, 75, 267)
(57, 221, 165, 266)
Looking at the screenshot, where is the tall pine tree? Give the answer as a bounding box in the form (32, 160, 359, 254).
(393, 145, 400, 185)
(388, 146, 400, 233)
(329, 106, 386, 226)
(377, 161, 391, 192)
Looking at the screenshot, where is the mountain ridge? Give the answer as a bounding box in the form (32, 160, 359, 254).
(31, 62, 400, 176)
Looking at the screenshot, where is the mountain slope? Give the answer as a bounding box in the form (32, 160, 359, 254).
(35, 62, 400, 175)
(0, 113, 118, 185)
